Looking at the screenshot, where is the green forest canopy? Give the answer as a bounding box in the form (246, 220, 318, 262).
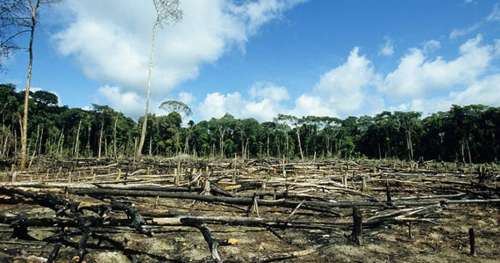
(1, 83, 499, 163)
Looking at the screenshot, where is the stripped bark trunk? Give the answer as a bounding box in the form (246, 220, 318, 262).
(20, 1, 41, 170)
(74, 119, 81, 158)
(296, 129, 304, 161)
(98, 121, 103, 160)
(113, 116, 117, 158)
(137, 23, 159, 158)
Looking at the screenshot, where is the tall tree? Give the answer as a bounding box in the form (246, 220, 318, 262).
(159, 100, 192, 116)
(159, 100, 192, 155)
(276, 114, 304, 160)
(137, 0, 182, 158)
(1, 0, 60, 169)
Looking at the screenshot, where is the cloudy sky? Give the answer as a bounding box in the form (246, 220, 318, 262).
(2, 0, 500, 121)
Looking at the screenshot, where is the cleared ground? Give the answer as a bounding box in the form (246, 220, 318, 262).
(0, 158, 498, 262)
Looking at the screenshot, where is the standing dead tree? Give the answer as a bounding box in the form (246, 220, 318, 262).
(0, 0, 60, 169)
(137, 0, 183, 158)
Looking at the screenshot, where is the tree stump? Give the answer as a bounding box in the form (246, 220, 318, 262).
(351, 207, 363, 246)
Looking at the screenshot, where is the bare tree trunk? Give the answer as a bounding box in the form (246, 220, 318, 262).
(276, 134, 281, 159)
(74, 119, 81, 158)
(219, 128, 226, 159)
(266, 134, 270, 158)
(184, 132, 190, 154)
(1, 132, 9, 157)
(87, 123, 91, 157)
(326, 136, 330, 157)
(466, 138, 472, 164)
(14, 129, 18, 157)
(98, 121, 104, 159)
(29, 124, 40, 161)
(240, 132, 245, 159)
(56, 129, 64, 157)
(20, 0, 41, 170)
(37, 126, 43, 156)
(461, 140, 466, 164)
(137, 24, 159, 158)
(149, 137, 152, 156)
(296, 129, 304, 161)
(104, 137, 108, 157)
(113, 116, 117, 158)
(406, 129, 414, 161)
(245, 139, 249, 159)
(285, 131, 289, 159)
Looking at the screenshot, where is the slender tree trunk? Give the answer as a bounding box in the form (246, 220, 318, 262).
(1, 132, 9, 157)
(285, 132, 289, 159)
(20, 1, 40, 170)
(74, 119, 81, 158)
(184, 133, 190, 154)
(406, 128, 414, 161)
(104, 137, 108, 157)
(37, 126, 43, 155)
(466, 137, 472, 164)
(137, 23, 159, 158)
(149, 137, 152, 156)
(245, 138, 249, 159)
(219, 128, 226, 159)
(30, 124, 40, 161)
(87, 123, 91, 156)
(113, 116, 118, 158)
(296, 129, 304, 160)
(276, 134, 281, 159)
(266, 134, 270, 157)
(461, 140, 465, 164)
(14, 129, 18, 157)
(98, 121, 103, 159)
(326, 136, 330, 157)
(240, 131, 245, 159)
(56, 129, 64, 157)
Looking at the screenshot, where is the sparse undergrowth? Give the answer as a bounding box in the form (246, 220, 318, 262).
(0, 158, 498, 262)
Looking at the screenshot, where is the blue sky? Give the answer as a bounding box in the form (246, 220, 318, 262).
(2, 0, 500, 121)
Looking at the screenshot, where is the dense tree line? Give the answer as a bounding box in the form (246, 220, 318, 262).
(1, 84, 499, 163)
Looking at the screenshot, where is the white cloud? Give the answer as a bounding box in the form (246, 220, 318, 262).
(229, 0, 306, 34)
(90, 34, 500, 121)
(55, 0, 305, 117)
(313, 47, 380, 114)
(98, 85, 144, 117)
(451, 74, 500, 106)
(249, 82, 289, 101)
(495, 39, 500, 56)
(450, 23, 481, 39)
(198, 92, 241, 120)
(450, 3, 500, 39)
(292, 95, 334, 116)
(380, 35, 495, 99)
(390, 73, 500, 114)
(178, 92, 194, 105)
(422, 40, 441, 53)
(487, 3, 500, 22)
(379, 38, 394, 56)
(197, 82, 290, 121)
